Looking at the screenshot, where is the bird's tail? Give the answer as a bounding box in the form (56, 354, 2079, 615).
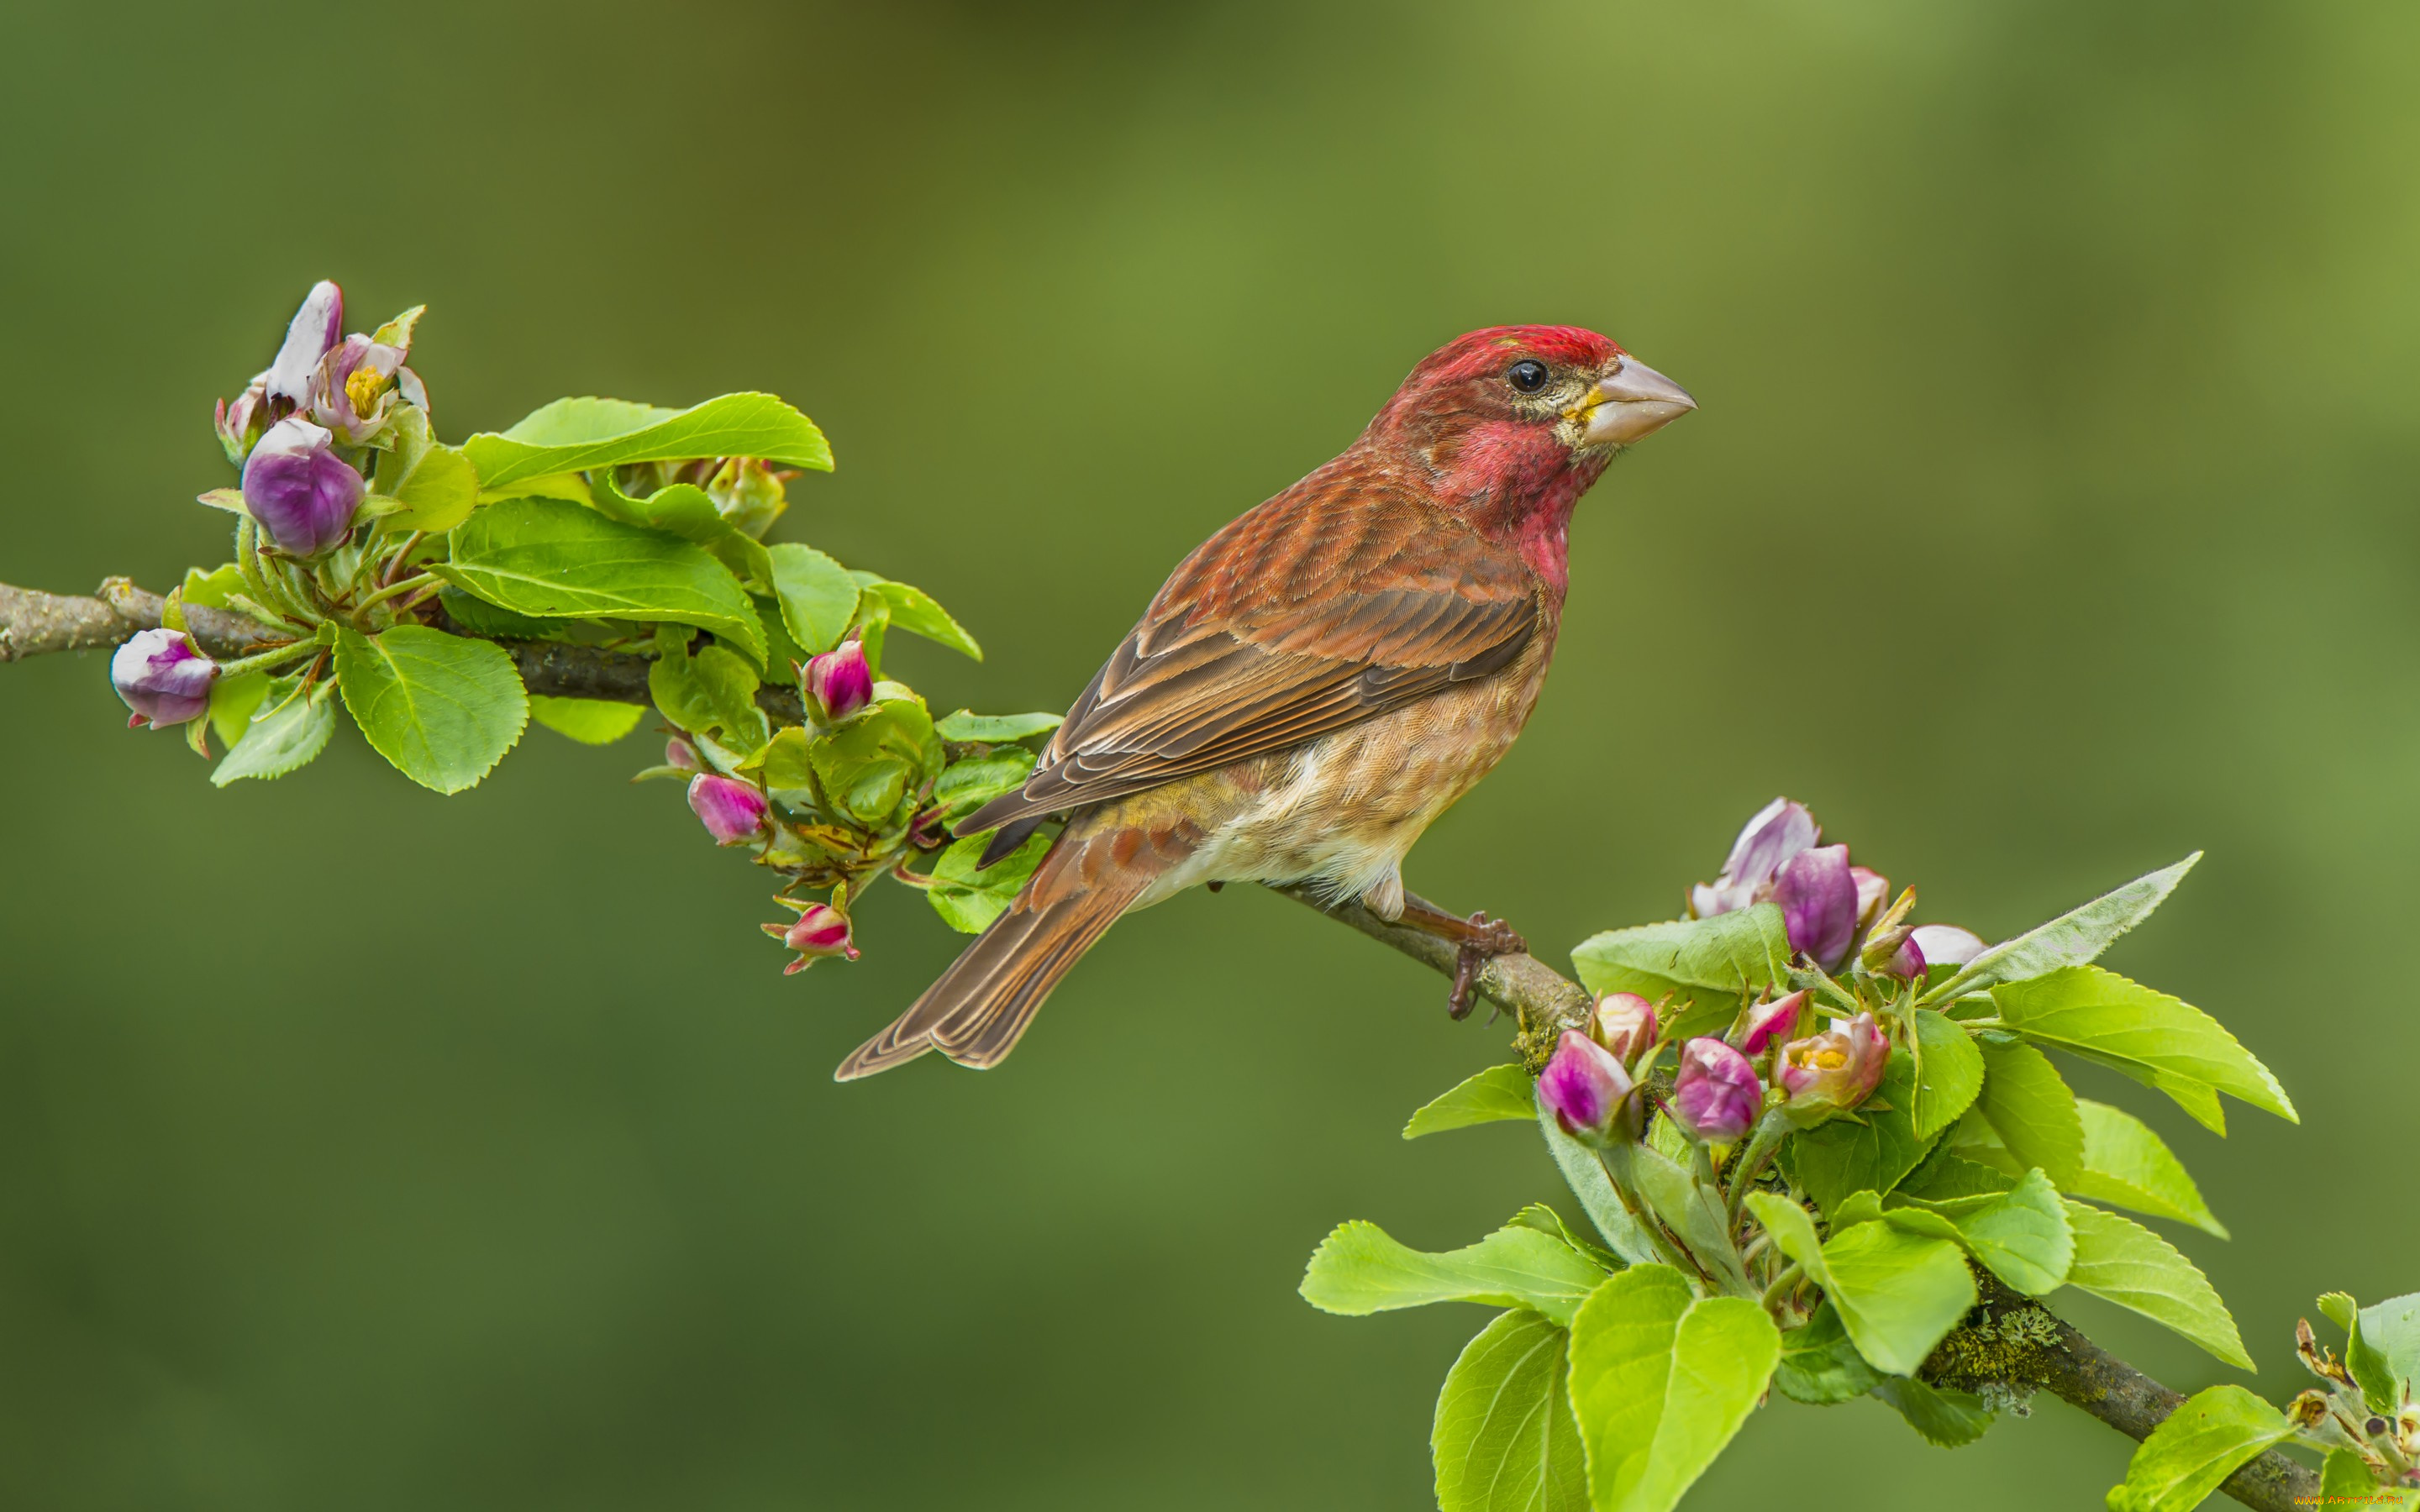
(833, 815, 1188, 1080)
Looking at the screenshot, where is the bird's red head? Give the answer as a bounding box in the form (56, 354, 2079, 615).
(1364, 324, 1696, 589)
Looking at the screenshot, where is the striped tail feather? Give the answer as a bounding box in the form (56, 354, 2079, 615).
(833, 818, 1183, 1080)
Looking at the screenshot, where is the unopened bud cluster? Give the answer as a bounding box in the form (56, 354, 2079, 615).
(2291, 1315, 2420, 1486)
(218, 281, 431, 557)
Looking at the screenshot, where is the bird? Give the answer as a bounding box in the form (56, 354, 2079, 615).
(834, 325, 1695, 1080)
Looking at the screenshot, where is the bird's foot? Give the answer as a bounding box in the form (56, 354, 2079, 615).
(1397, 895, 1528, 1021)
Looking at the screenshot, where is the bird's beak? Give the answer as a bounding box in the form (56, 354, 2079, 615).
(1577, 356, 1697, 446)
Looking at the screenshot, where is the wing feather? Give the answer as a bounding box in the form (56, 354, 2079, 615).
(960, 470, 1541, 837)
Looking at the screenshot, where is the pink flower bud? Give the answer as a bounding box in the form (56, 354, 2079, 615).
(1774, 843, 1858, 969)
(1885, 934, 1927, 979)
(110, 627, 218, 727)
(1736, 990, 1808, 1056)
(1591, 991, 1659, 1063)
(803, 638, 873, 721)
(762, 901, 857, 972)
(666, 737, 701, 772)
(687, 773, 767, 844)
(1539, 1029, 1641, 1147)
(1780, 1012, 1890, 1117)
(215, 380, 266, 465)
(241, 417, 363, 555)
(1909, 924, 1987, 969)
(1671, 1037, 1763, 1143)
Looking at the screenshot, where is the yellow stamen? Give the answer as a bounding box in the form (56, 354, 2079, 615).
(345, 364, 388, 419)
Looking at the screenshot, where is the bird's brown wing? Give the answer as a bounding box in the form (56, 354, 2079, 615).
(961, 474, 1541, 848)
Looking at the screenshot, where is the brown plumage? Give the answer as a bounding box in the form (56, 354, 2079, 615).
(835, 326, 1695, 1080)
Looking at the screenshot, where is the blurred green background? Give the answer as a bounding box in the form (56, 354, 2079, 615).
(3, 1, 2413, 1506)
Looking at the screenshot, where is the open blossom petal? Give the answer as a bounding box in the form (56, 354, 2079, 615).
(310, 334, 410, 443)
(265, 281, 343, 409)
(1780, 1012, 1890, 1116)
(1850, 866, 1890, 927)
(1693, 797, 1819, 916)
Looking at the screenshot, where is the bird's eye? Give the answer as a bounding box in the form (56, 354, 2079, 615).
(1507, 360, 1549, 394)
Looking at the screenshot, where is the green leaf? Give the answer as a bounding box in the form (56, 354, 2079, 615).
(588, 471, 771, 589)
(2348, 1294, 2420, 1415)
(2070, 1100, 2228, 1238)
(1572, 907, 1790, 1038)
(1870, 1376, 1996, 1446)
(333, 627, 529, 794)
(1912, 1010, 1986, 1141)
(1992, 966, 2296, 1135)
(490, 396, 679, 445)
(1406, 1064, 1538, 1139)
(765, 543, 861, 656)
(936, 709, 1065, 743)
(527, 696, 644, 745)
(1565, 1265, 1780, 1512)
(2319, 1448, 2412, 1503)
(1434, 1310, 1589, 1512)
(1623, 1147, 1749, 1294)
(1507, 1205, 1624, 1276)
(865, 577, 981, 660)
(434, 497, 765, 665)
(1743, 1192, 1826, 1274)
(1817, 1220, 1976, 1377)
(464, 391, 832, 488)
(925, 831, 1050, 934)
(211, 681, 335, 785)
(205, 669, 271, 748)
(1975, 1039, 2086, 1186)
(1774, 1302, 1886, 1404)
(480, 471, 594, 506)
(2105, 1384, 2291, 1512)
(182, 563, 246, 610)
(1922, 854, 2199, 1005)
(2318, 1292, 2360, 1335)
(1301, 1219, 1611, 1328)
(1931, 1168, 2073, 1296)
(434, 586, 566, 641)
(2063, 1202, 2250, 1369)
(934, 749, 1035, 827)
(1782, 1048, 1937, 1218)
(649, 641, 766, 749)
(811, 697, 941, 826)
(1900, 1150, 2020, 1204)
(371, 406, 479, 533)
(1536, 1099, 1660, 1268)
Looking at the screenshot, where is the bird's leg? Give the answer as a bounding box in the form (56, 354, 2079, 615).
(1394, 894, 1528, 1021)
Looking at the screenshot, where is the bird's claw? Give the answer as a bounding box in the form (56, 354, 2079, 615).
(1446, 911, 1527, 1022)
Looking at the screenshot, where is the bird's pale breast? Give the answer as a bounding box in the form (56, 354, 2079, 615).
(1118, 628, 1555, 913)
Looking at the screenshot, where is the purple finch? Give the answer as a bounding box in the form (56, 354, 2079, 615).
(839, 327, 1694, 1078)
